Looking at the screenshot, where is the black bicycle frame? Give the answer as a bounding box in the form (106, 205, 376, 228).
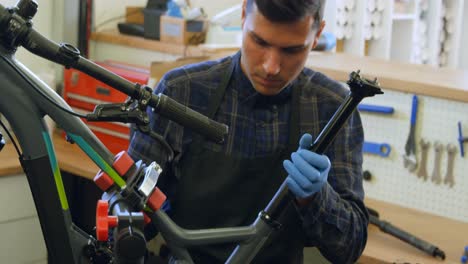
(0, 1, 383, 263)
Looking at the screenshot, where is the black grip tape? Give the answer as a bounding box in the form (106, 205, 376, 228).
(156, 94, 228, 143)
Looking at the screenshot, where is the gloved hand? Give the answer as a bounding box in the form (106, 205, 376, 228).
(283, 133, 331, 198)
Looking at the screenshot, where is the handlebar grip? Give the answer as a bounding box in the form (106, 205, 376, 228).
(153, 93, 228, 143)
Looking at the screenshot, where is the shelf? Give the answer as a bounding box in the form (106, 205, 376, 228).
(89, 30, 209, 57)
(323, 0, 466, 68)
(306, 51, 468, 103)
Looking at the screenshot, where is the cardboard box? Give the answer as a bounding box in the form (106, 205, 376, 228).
(160, 15, 208, 45)
(126, 6, 145, 25)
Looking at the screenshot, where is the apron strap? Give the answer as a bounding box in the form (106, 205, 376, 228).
(287, 82, 301, 153)
(205, 52, 238, 119)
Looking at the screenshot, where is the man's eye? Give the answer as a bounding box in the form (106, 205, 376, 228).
(283, 47, 304, 54)
(253, 36, 268, 47)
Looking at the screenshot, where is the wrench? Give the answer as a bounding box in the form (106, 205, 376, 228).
(444, 144, 457, 187)
(416, 139, 430, 180)
(403, 95, 418, 172)
(431, 142, 443, 184)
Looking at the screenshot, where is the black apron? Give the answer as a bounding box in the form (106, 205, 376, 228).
(171, 55, 305, 263)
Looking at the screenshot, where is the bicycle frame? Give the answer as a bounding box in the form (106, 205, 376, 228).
(0, 1, 383, 263)
(0, 42, 275, 264)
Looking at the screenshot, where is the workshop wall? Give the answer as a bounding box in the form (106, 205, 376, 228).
(360, 89, 468, 222)
(460, 2, 468, 70)
(0, 0, 55, 77)
(0, 175, 47, 263)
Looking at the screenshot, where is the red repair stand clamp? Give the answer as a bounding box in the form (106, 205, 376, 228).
(143, 188, 167, 224)
(96, 200, 118, 241)
(94, 151, 135, 191)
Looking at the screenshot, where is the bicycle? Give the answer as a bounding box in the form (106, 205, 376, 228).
(0, 1, 383, 263)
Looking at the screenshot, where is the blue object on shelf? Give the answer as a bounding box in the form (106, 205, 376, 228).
(313, 31, 336, 51)
(167, 0, 183, 18)
(358, 104, 395, 114)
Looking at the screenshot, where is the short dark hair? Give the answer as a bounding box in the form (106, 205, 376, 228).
(246, 0, 325, 27)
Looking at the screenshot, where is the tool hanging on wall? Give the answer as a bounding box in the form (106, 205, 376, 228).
(458, 121, 467, 157)
(403, 95, 419, 172)
(363, 141, 391, 157)
(443, 144, 457, 187)
(358, 103, 394, 114)
(416, 139, 430, 180)
(431, 142, 444, 185)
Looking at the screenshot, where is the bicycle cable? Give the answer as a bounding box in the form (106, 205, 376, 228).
(1, 54, 88, 119)
(0, 118, 21, 156)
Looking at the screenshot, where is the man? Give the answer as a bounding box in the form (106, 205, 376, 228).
(129, 0, 369, 263)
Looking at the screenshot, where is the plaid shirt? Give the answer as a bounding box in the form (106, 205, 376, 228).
(129, 52, 368, 263)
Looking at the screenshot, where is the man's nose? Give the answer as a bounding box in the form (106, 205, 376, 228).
(262, 49, 281, 76)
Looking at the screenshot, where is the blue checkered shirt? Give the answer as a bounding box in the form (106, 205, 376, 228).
(129, 52, 368, 263)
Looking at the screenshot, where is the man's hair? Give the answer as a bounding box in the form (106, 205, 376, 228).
(246, 0, 325, 27)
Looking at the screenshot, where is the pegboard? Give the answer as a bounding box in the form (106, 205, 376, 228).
(359, 89, 468, 223)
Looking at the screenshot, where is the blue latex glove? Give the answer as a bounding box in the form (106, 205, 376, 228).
(283, 133, 331, 198)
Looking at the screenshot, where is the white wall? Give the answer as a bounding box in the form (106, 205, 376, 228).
(459, 2, 468, 70)
(0, 0, 56, 82)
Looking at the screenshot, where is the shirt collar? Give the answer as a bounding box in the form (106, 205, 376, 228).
(232, 51, 294, 108)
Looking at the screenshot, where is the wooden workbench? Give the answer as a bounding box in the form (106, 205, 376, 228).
(0, 134, 98, 179)
(0, 133, 466, 263)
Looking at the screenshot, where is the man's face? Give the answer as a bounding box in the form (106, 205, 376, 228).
(240, 2, 325, 96)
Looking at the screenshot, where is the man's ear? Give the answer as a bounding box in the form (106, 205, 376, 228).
(311, 20, 326, 50)
(241, 0, 248, 28)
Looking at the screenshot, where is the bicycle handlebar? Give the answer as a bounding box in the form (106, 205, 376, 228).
(0, 3, 228, 143)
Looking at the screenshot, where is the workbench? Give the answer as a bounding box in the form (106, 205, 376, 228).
(0, 132, 466, 263)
